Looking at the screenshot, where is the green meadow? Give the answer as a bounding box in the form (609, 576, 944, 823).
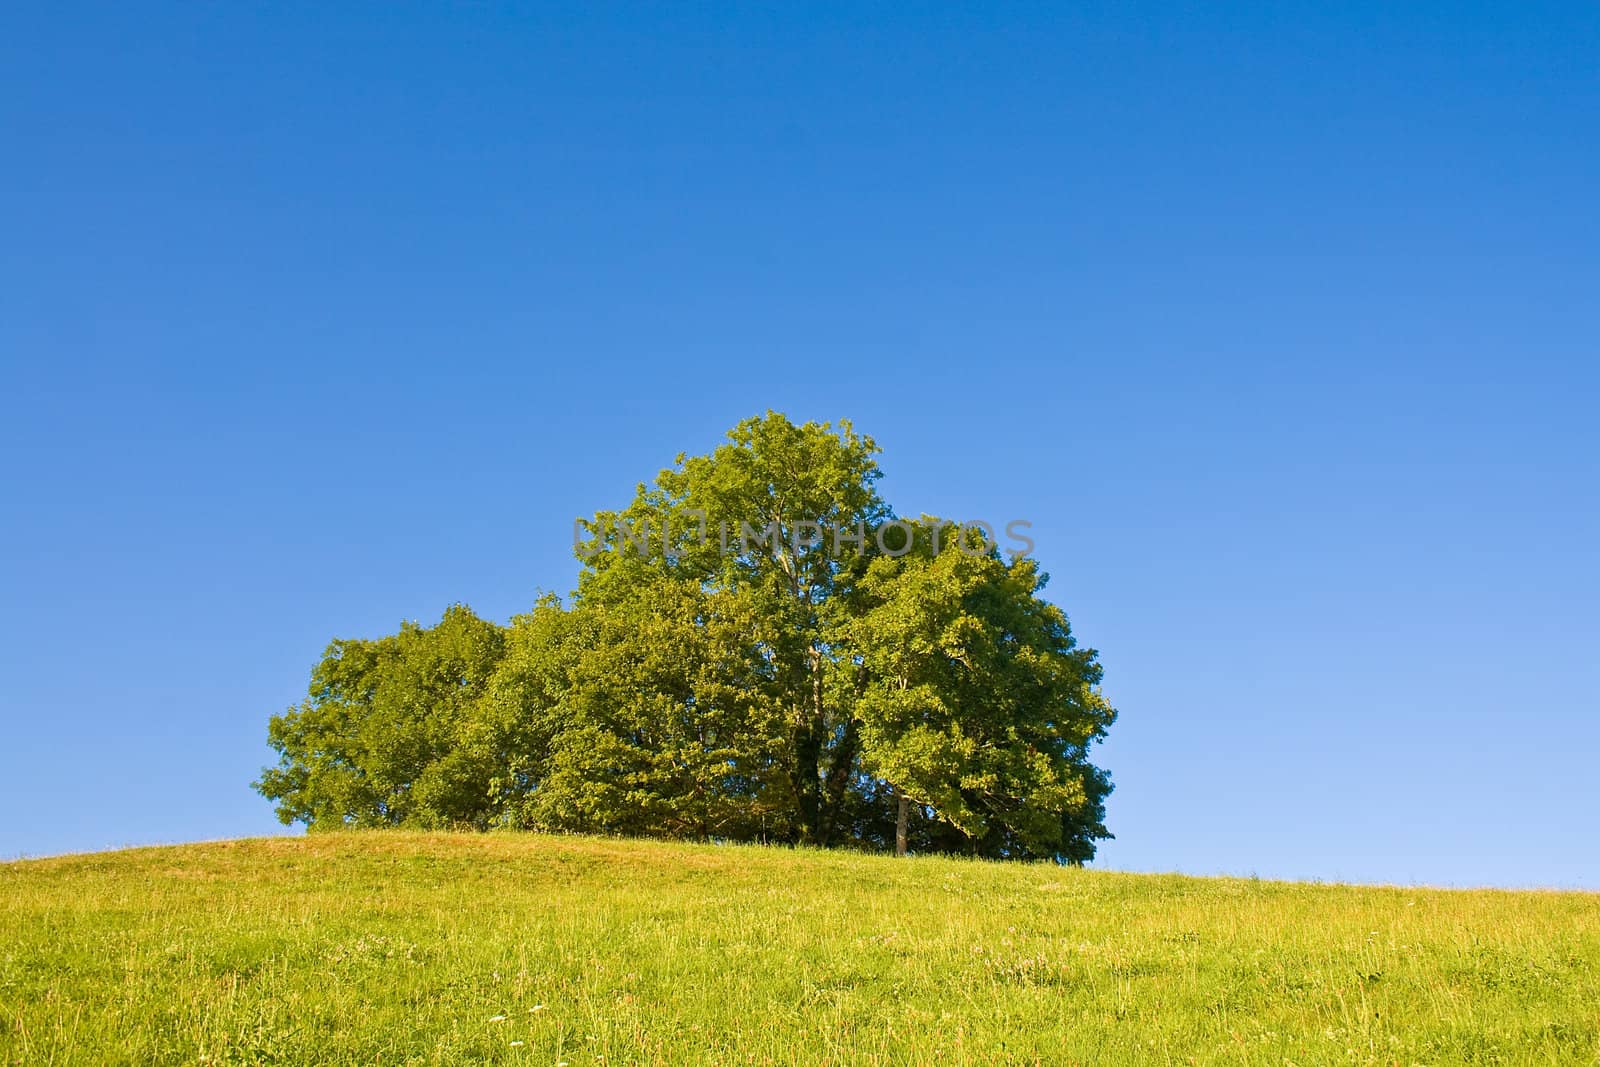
(3, 832, 1597, 1066)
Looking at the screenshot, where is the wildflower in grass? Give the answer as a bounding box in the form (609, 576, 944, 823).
(509, 1040, 525, 1047)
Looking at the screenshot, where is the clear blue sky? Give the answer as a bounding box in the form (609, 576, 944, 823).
(3, 3, 1595, 886)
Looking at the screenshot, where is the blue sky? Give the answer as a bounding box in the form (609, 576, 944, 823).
(2, 3, 1595, 885)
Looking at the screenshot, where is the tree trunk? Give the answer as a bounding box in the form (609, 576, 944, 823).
(819, 718, 860, 845)
(792, 645, 826, 844)
(895, 792, 909, 857)
(792, 709, 822, 844)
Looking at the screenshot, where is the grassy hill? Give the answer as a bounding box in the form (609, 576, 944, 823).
(2, 833, 1597, 1065)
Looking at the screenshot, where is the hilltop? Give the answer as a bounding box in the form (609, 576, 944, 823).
(3, 832, 1597, 1065)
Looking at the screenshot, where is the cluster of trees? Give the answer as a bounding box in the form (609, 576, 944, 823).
(256, 413, 1116, 862)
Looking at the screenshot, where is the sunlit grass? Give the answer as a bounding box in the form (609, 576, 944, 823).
(3, 832, 1597, 1065)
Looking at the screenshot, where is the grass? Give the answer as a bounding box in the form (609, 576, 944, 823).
(2, 833, 1598, 1065)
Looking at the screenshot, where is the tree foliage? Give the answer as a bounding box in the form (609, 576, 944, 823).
(256, 412, 1116, 862)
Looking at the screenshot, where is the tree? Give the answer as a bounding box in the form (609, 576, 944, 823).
(843, 519, 1115, 861)
(573, 411, 889, 845)
(256, 412, 1117, 862)
(255, 604, 508, 829)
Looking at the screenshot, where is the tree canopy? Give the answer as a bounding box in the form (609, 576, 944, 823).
(256, 412, 1115, 862)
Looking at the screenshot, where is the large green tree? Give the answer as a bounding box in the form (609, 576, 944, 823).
(256, 604, 509, 829)
(842, 518, 1114, 860)
(573, 412, 889, 845)
(257, 412, 1117, 862)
